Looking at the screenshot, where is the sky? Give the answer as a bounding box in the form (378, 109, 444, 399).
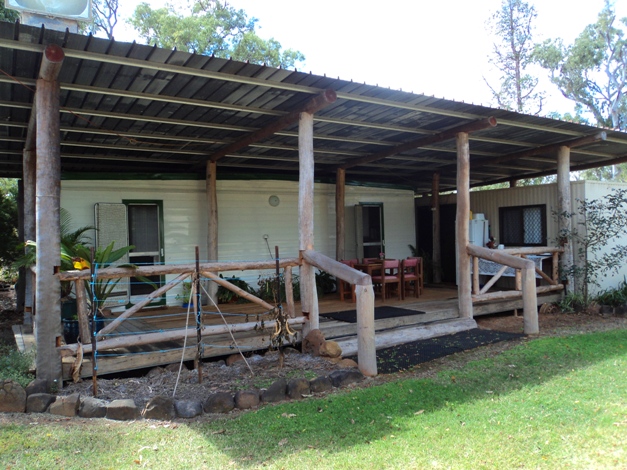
(115, 0, 627, 117)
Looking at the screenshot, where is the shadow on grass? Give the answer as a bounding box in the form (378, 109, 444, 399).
(192, 328, 627, 466)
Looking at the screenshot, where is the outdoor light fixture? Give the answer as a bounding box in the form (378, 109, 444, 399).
(5, 0, 91, 20)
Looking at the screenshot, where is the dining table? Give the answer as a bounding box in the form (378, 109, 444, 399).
(353, 261, 383, 278)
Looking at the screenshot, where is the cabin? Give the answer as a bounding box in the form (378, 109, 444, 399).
(3, 22, 627, 389)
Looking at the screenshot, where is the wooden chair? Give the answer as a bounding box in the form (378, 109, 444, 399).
(401, 257, 420, 299)
(338, 259, 359, 302)
(407, 256, 424, 296)
(371, 259, 401, 302)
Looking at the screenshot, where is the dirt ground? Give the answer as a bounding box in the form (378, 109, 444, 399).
(2, 289, 626, 418)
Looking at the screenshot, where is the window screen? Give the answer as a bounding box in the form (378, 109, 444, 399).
(128, 204, 159, 253)
(499, 204, 546, 246)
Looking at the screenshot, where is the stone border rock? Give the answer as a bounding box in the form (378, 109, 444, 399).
(0, 369, 364, 421)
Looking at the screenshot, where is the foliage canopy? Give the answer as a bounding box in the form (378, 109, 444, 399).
(129, 0, 305, 69)
(533, 1, 627, 129)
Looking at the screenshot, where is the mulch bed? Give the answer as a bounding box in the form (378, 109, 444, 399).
(355, 328, 525, 374)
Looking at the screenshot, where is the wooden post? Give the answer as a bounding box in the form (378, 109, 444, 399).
(284, 266, 295, 318)
(206, 160, 218, 302)
(195, 246, 202, 384)
(432, 172, 442, 283)
(355, 284, 377, 376)
(557, 145, 574, 293)
(299, 111, 318, 336)
(522, 267, 539, 334)
(34, 45, 64, 388)
(472, 256, 479, 294)
(75, 279, 90, 345)
(16, 180, 25, 315)
(456, 132, 473, 319)
(22, 149, 36, 320)
(335, 168, 346, 261)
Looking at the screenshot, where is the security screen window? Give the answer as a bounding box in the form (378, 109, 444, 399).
(499, 204, 547, 246)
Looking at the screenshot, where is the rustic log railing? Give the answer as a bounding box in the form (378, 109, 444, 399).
(467, 245, 565, 335)
(302, 249, 376, 376)
(54, 254, 378, 377)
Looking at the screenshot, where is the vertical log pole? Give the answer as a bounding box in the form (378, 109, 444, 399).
(432, 172, 442, 284)
(522, 267, 539, 334)
(195, 246, 202, 384)
(335, 168, 346, 261)
(16, 180, 25, 315)
(284, 266, 295, 318)
(456, 132, 473, 319)
(557, 146, 574, 293)
(89, 247, 97, 396)
(206, 161, 218, 303)
(299, 111, 318, 336)
(23, 149, 36, 322)
(75, 279, 90, 345)
(472, 256, 479, 294)
(356, 284, 377, 376)
(35, 45, 64, 389)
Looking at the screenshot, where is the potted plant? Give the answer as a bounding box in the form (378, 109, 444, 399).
(176, 280, 193, 307)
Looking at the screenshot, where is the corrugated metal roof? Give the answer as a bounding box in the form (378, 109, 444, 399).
(1, 22, 626, 194)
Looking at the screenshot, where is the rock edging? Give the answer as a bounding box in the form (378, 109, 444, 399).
(0, 369, 364, 421)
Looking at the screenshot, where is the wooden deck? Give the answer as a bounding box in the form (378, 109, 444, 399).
(13, 285, 562, 381)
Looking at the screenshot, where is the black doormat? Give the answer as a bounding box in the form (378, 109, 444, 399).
(323, 306, 426, 323)
(351, 328, 524, 374)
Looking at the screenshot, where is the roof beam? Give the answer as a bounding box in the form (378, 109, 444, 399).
(340, 117, 497, 170)
(206, 89, 337, 163)
(470, 132, 607, 170)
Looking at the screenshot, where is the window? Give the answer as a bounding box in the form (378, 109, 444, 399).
(499, 204, 546, 246)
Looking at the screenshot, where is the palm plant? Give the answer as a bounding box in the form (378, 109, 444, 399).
(14, 208, 95, 297)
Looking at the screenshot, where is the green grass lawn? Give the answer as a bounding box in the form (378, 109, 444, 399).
(1, 329, 626, 469)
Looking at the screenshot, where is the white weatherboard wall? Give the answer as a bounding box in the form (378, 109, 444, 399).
(61, 179, 415, 305)
(417, 181, 627, 294)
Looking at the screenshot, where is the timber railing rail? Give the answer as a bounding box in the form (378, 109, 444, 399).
(301, 250, 376, 376)
(467, 245, 565, 335)
(53, 253, 378, 377)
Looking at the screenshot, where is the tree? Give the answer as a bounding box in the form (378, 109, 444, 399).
(79, 0, 119, 39)
(128, 1, 305, 69)
(0, 3, 19, 22)
(534, 1, 627, 129)
(485, 0, 544, 114)
(0, 179, 19, 270)
(93, 0, 119, 39)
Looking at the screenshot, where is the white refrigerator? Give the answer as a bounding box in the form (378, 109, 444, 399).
(469, 218, 490, 247)
(456, 217, 490, 285)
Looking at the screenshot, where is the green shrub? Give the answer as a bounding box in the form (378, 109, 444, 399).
(557, 292, 587, 313)
(594, 277, 627, 307)
(257, 273, 301, 303)
(0, 345, 34, 387)
(216, 275, 254, 304)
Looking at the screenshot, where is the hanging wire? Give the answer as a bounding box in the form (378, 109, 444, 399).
(201, 282, 254, 376)
(173, 278, 194, 397)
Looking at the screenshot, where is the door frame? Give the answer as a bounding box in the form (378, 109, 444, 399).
(355, 202, 385, 259)
(122, 199, 166, 306)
